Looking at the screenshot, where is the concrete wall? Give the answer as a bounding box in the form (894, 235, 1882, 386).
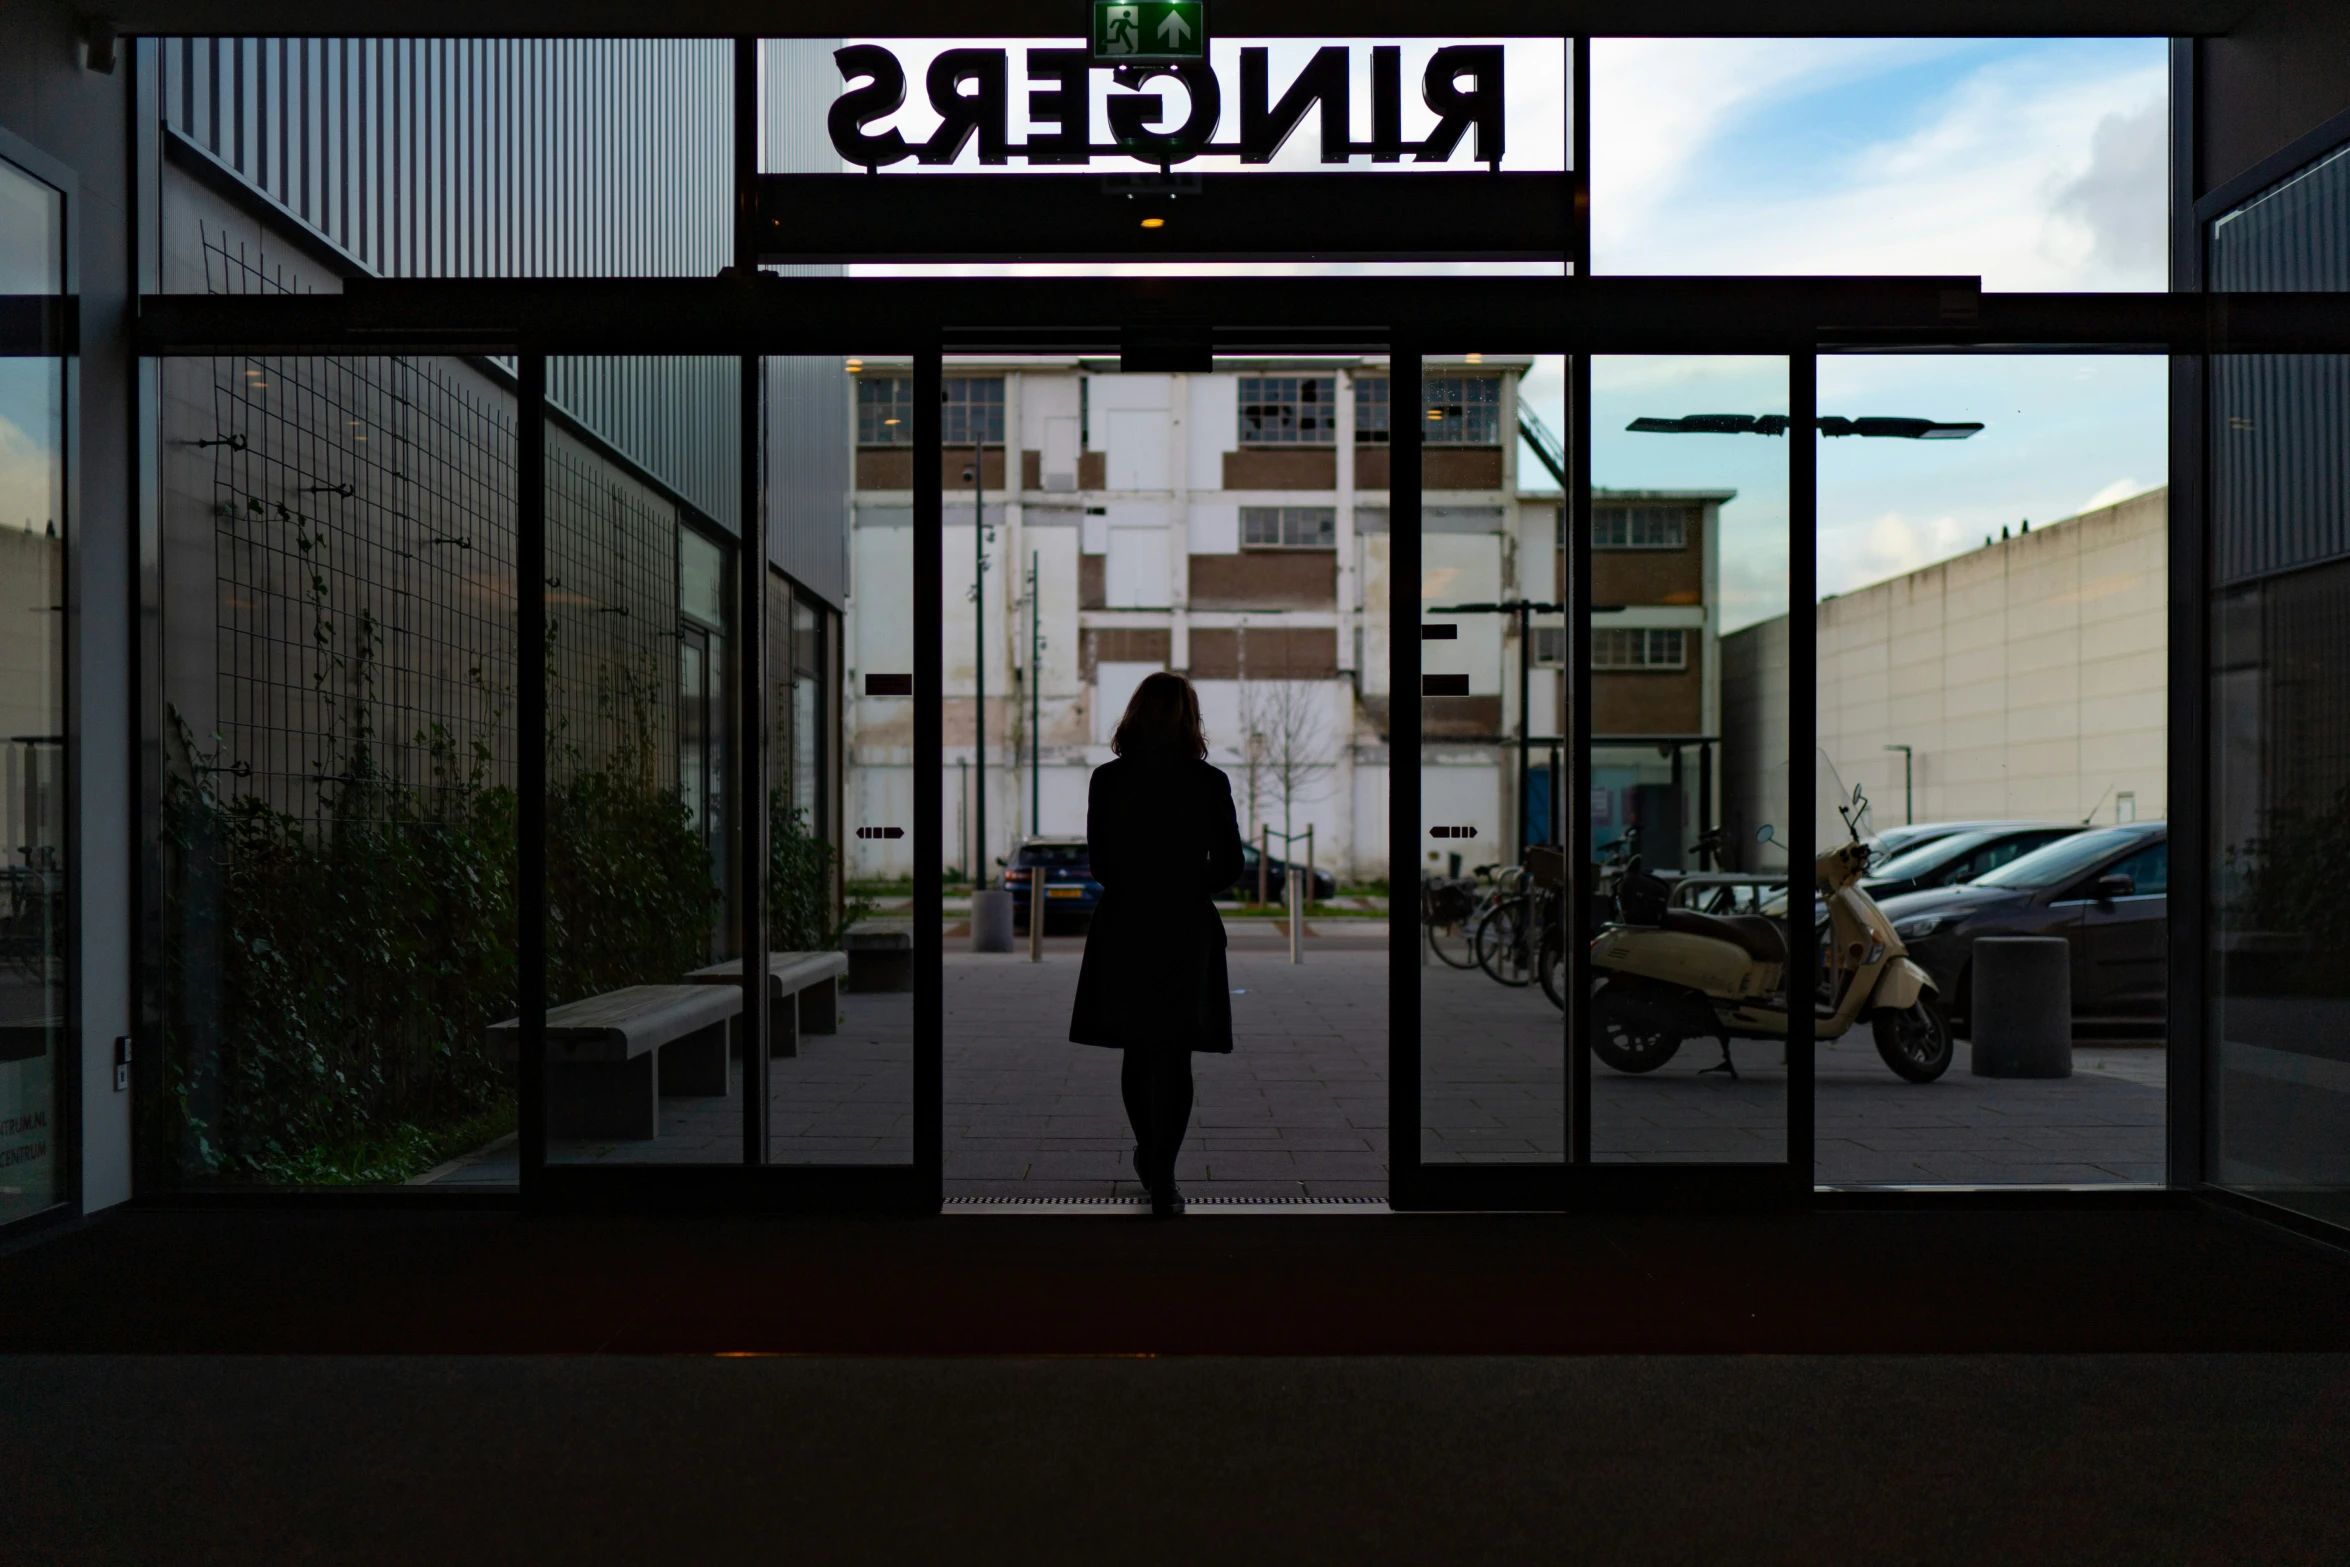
(1725, 489, 2168, 852)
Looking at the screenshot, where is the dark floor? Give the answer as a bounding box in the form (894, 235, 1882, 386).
(10, 1352, 2350, 1567)
(6, 1203, 2347, 1565)
(5, 1202, 2347, 1354)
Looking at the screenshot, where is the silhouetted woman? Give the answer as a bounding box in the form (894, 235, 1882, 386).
(1070, 672, 1246, 1217)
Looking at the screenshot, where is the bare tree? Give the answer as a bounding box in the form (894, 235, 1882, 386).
(1238, 676, 1333, 847)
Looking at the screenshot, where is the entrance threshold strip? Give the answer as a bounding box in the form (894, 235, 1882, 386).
(944, 1212, 1391, 1221)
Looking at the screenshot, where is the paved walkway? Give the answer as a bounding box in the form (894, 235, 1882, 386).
(421, 929, 2164, 1192)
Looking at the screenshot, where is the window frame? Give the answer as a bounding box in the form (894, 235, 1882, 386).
(1237, 375, 1337, 446)
(1590, 626, 1688, 671)
(1241, 505, 1338, 550)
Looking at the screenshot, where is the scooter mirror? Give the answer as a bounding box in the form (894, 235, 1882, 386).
(1756, 824, 1776, 845)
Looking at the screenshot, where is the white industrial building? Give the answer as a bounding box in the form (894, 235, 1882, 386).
(1722, 487, 2169, 857)
(840, 356, 1563, 884)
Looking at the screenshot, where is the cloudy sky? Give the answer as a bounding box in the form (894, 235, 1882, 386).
(825, 35, 2171, 625)
(1534, 37, 2168, 626)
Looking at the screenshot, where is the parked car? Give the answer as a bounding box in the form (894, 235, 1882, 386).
(1003, 837, 1101, 932)
(1875, 823, 2167, 1032)
(1667, 872, 1786, 916)
(1866, 819, 2044, 861)
(1227, 842, 1339, 905)
(1859, 823, 2084, 900)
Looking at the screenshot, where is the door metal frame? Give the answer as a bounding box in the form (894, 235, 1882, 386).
(133, 276, 2349, 1213)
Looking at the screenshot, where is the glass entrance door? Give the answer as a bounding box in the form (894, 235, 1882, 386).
(517, 351, 928, 1206)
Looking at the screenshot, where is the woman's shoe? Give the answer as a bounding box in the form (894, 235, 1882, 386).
(1150, 1181, 1185, 1218)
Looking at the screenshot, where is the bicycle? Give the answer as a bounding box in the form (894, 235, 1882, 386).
(1423, 862, 1503, 969)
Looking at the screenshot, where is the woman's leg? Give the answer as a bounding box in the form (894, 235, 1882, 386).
(1150, 1047, 1195, 1184)
(1120, 1045, 1196, 1187)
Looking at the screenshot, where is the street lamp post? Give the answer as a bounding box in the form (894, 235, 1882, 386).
(965, 459, 987, 874)
(1883, 743, 1913, 825)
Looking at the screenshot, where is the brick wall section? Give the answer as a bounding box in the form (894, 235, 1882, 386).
(1593, 669, 1703, 735)
(1593, 544, 1704, 606)
(1079, 555, 1105, 608)
(854, 445, 1006, 491)
(1188, 627, 1338, 680)
(1189, 551, 1337, 610)
(1223, 449, 1338, 489)
(1351, 446, 1503, 491)
(1080, 627, 1172, 678)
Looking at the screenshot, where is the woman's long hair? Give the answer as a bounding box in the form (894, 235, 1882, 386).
(1112, 671, 1208, 761)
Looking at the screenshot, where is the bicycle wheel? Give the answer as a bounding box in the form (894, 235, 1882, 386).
(1423, 889, 1482, 969)
(1475, 897, 1536, 986)
(1537, 929, 1566, 1011)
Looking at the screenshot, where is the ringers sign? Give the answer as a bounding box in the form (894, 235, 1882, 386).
(827, 30, 1505, 170)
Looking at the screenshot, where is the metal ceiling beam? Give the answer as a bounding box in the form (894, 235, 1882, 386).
(131, 275, 2350, 356)
(99, 0, 2250, 39)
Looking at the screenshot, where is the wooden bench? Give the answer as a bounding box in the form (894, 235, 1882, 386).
(843, 921, 914, 993)
(487, 984, 742, 1140)
(682, 950, 849, 1058)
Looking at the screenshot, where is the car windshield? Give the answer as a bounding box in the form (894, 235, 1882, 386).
(1018, 843, 1090, 867)
(1864, 832, 1995, 883)
(1972, 828, 2147, 890)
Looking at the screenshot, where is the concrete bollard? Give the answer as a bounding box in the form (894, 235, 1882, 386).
(1970, 937, 2072, 1077)
(970, 889, 1016, 953)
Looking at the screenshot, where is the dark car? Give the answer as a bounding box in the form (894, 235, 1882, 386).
(1004, 837, 1102, 932)
(1876, 823, 2168, 1031)
(1228, 842, 1339, 905)
(1859, 823, 2084, 900)
(1865, 819, 2032, 860)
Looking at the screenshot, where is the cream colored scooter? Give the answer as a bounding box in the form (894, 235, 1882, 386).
(1588, 786, 1953, 1083)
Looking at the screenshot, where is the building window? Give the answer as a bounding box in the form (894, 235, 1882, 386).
(857, 375, 912, 445)
(1238, 376, 1336, 444)
(1242, 506, 1337, 549)
(1592, 627, 1687, 670)
(1423, 375, 1504, 445)
(1355, 375, 1504, 444)
(1533, 626, 1567, 666)
(944, 377, 1005, 446)
(857, 375, 1004, 446)
(1592, 504, 1690, 549)
(1354, 376, 1389, 443)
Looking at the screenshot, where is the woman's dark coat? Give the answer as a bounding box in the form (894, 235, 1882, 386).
(1069, 754, 1248, 1052)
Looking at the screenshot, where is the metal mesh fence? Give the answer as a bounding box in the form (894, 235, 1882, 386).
(190, 231, 679, 817)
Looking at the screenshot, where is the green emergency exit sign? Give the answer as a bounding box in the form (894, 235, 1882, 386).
(1091, 1, 1205, 62)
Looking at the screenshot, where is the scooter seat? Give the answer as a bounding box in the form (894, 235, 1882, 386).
(1660, 908, 1789, 966)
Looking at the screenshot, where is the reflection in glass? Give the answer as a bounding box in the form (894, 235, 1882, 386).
(540, 368, 738, 1167)
(2208, 145, 2350, 1226)
(1813, 354, 2167, 1185)
(0, 155, 63, 1223)
(1420, 353, 1565, 1165)
(158, 345, 519, 1187)
(1588, 355, 1787, 1163)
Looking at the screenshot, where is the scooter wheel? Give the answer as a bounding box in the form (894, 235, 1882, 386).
(1592, 982, 1682, 1074)
(1872, 996, 1954, 1083)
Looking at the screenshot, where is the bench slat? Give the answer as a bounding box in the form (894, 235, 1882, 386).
(684, 951, 849, 996)
(486, 983, 741, 1063)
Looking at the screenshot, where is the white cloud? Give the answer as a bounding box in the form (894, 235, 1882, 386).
(2078, 477, 2150, 513)
(1593, 41, 2167, 291)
